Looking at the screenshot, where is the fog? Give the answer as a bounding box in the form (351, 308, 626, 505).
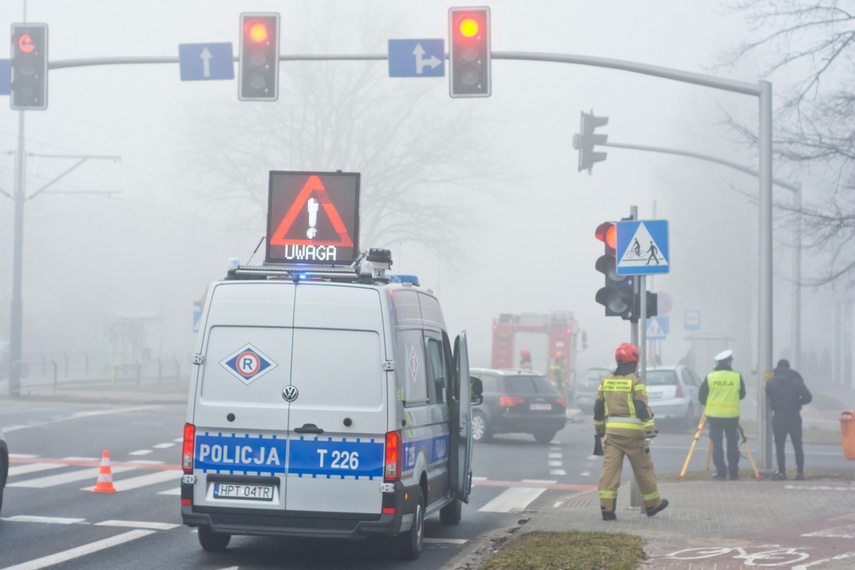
(0, 1, 838, 386)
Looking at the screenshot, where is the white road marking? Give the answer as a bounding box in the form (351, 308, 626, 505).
(153, 443, 175, 449)
(549, 469, 567, 476)
(157, 487, 181, 496)
(424, 538, 467, 545)
(479, 486, 546, 513)
(83, 469, 181, 492)
(8, 466, 134, 488)
(95, 520, 180, 530)
(8, 454, 38, 458)
(1, 515, 85, 525)
(8, 463, 65, 477)
(802, 524, 855, 539)
(128, 450, 153, 456)
(0, 529, 155, 570)
(548, 453, 562, 459)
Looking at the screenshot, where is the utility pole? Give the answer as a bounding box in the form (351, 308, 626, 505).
(9, 111, 25, 395)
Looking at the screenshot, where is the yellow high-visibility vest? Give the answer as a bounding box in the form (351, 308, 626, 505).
(705, 370, 741, 418)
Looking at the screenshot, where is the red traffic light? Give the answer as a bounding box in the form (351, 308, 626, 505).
(246, 22, 268, 43)
(595, 222, 617, 250)
(17, 34, 36, 53)
(458, 17, 480, 38)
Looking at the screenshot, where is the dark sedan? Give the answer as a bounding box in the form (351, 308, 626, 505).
(469, 368, 567, 444)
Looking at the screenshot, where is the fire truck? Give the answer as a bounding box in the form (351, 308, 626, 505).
(490, 311, 581, 390)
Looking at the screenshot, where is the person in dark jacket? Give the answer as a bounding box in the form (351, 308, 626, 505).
(766, 359, 812, 480)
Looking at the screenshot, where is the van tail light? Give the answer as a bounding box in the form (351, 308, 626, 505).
(675, 381, 685, 399)
(385, 430, 402, 482)
(500, 396, 524, 407)
(556, 397, 566, 407)
(182, 423, 195, 473)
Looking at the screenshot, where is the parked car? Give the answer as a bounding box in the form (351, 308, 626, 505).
(645, 365, 703, 428)
(573, 366, 612, 414)
(0, 429, 8, 515)
(469, 368, 567, 444)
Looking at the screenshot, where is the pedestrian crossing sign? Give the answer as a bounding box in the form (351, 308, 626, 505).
(646, 316, 669, 340)
(616, 220, 669, 275)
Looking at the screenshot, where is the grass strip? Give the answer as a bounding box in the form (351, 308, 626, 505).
(478, 530, 644, 570)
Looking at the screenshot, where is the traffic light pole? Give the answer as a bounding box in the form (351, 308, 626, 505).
(9, 111, 25, 395)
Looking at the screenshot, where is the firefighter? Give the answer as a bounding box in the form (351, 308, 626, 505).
(699, 349, 747, 480)
(519, 349, 532, 370)
(549, 351, 568, 399)
(594, 343, 669, 520)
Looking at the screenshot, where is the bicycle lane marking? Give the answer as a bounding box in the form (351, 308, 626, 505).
(649, 512, 855, 569)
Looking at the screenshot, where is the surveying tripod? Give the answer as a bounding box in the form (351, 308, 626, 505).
(679, 411, 761, 480)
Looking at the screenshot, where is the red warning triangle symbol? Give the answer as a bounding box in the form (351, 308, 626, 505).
(269, 175, 354, 247)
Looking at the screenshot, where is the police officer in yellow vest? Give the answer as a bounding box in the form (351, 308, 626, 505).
(594, 343, 669, 520)
(699, 349, 747, 480)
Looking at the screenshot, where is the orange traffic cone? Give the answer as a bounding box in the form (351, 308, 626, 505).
(92, 450, 117, 493)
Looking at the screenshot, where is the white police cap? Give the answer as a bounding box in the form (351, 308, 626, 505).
(714, 349, 733, 362)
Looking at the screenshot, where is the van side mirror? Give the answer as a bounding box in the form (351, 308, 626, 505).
(470, 377, 483, 406)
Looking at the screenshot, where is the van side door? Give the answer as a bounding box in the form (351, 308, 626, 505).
(450, 332, 473, 502)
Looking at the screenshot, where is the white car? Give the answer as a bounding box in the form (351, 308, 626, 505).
(645, 365, 703, 428)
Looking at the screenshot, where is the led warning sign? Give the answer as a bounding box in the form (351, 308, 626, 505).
(266, 171, 360, 265)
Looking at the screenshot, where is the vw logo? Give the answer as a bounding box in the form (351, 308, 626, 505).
(282, 385, 299, 402)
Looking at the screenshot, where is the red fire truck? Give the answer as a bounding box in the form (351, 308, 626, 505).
(490, 311, 581, 389)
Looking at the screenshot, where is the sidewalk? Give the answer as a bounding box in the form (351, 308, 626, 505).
(520, 477, 855, 569)
(0, 376, 189, 405)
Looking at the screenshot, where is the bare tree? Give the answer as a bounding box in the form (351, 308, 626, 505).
(177, 4, 511, 265)
(722, 0, 855, 284)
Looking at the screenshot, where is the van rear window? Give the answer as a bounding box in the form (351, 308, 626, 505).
(291, 329, 383, 409)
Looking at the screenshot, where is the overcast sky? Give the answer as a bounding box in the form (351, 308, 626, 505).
(0, 1, 825, 378)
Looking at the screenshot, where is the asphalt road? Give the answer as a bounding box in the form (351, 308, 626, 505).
(0, 400, 848, 569)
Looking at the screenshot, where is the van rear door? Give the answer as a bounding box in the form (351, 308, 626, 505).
(284, 284, 387, 514)
(450, 332, 473, 502)
(191, 282, 295, 512)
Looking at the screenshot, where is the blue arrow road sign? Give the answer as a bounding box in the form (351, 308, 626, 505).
(616, 220, 670, 275)
(388, 39, 444, 77)
(0, 60, 9, 95)
(179, 43, 234, 81)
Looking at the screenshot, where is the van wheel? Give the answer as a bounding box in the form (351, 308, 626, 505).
(197, 525, 231, 552)
(440, 497, 462, 525)
(397, 486, 424, 560)
(472, 411, 491, 443)
(533, 430, 557, 444)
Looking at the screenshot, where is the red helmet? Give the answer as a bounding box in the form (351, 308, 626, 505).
(520, 349, 531, 358)
(615, 343, 640, 363)
(555, 351, 564, 359)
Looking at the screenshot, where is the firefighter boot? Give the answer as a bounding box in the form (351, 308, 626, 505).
(646, 498, 669, 517)
(601, 510, 617, 521)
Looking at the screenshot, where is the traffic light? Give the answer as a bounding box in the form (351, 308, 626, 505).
(573, 110, 608, 174)
(449, 7, 490, 98)
(239, 13, 280, 101)
(638, 291, 658, 318)
(10, 23, 48, 110)
(595, 221, 634, 319)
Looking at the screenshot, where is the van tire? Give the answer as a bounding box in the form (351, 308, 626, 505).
(533, 430, 557, 444)
(440, 497, 462, 525)
(198, 525, 231, 552)
(398, 486, 424, 560)
(472, 411, 491, 443)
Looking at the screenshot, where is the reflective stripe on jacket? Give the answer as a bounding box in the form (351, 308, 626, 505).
(597, 373, 650, 435)
(705, 370, 741, 418)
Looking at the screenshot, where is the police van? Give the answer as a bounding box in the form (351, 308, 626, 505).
(180, 249, 477, 559)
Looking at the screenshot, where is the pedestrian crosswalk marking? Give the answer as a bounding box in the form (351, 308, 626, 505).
(1, 515, 85, 525)
(95, 520, 180, 530)
(8, 466, 134, 488)
(0, 529, 155, 570)
(8, 462, 65, 477)
(479, 486, 546, 513)
(81, 469, 181, 492)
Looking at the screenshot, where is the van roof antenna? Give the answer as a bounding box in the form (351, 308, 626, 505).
(246, 236, 265, 266)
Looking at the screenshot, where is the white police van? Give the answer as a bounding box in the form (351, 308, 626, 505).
(180, 250, 476, 559)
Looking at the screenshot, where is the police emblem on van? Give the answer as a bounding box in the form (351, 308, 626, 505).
(219, 344, 278, 385)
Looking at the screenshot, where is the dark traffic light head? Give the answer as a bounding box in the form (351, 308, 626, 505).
(10, 23, 48, 110)
(449, 7, 491, 98)
(239, 13, 280, 101)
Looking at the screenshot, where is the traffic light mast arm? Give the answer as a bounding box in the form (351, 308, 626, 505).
(599, 140, 799, 192)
